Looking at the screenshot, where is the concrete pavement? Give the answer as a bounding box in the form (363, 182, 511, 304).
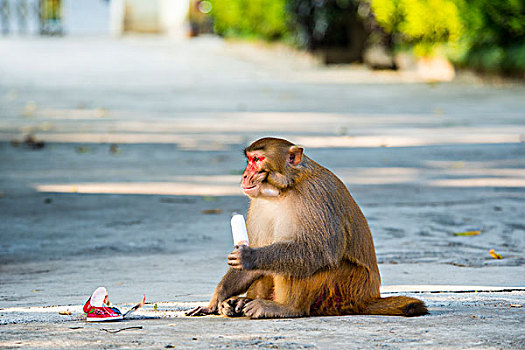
(0, 36, 524, 348)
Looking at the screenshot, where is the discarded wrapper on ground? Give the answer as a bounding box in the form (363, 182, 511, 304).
(83, 286, 145, 322)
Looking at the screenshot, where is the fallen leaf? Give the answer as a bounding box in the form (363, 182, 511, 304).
(110, 144, 120, 154)
(24, 135, 45, 149)
(489, 249, 503, 259)
(76, 146, 90, 154)
(453, 230, 481, 236)
(59, 310, 72, 315)
(202, 209, 222, 215)
(154, 303, 158, 311)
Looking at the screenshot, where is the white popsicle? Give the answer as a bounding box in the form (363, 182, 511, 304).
(231, 214, 249, 246)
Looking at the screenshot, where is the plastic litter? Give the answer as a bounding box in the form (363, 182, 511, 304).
(83, 287, 145, 322)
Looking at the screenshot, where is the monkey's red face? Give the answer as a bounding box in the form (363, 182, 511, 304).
(241, 152, 279, 198)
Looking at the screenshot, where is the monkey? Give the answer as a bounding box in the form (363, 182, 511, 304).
(187, 137, 427, 319)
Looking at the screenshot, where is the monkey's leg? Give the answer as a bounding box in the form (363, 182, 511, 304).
(220, 297, 252, 317)
(246, 275, 274, 300)
(310, 262, 381, 316)
(186, 269, 262, 316)
(243, 299, 304, 319)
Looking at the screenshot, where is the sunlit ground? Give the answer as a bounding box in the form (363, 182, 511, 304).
(1, 37, 524, 196)
(3, 107, 521, 195)
(33, 163, 525, 197)
(1, 40, 524, 349)
(1, 109, 521, 146)
(2, 108, 524, 195)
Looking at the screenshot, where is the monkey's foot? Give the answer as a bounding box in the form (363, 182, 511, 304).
(220, 297, 252, 317)
(244, 299, 303, 319)
(185, 305, 218, 317)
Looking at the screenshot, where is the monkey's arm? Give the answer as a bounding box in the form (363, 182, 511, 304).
(228, 239, 343, 279)
(186, 268, 263, 316)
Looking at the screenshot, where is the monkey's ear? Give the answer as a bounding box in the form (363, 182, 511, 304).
(287, 146, 303, 166)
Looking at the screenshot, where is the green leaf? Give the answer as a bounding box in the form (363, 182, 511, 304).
(453, 230, 481, 236)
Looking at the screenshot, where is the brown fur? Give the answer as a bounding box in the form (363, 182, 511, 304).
(186, 137, 428, 318)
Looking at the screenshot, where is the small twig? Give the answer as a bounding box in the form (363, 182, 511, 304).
(101, 326, 143, 334)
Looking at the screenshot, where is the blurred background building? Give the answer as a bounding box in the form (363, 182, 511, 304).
(0, 0, 189, 37)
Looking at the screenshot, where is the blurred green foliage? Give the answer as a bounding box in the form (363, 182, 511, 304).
(210, 0, 290, 40)
(209, 0, 525, 74)
(454, 0, 525, 74)
(370, 0, 462, 56)
(367, 0, 524, 73)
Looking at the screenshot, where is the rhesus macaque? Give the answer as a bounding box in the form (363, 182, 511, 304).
(187, 137, 427, 318)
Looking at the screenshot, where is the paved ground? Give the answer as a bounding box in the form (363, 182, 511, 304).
(0, 36, 524, 349)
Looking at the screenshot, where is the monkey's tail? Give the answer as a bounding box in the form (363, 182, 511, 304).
(363, 296, 428, 317)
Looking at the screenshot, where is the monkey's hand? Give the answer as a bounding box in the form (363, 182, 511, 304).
(228, 245, 256, 270)
(185, 303, 219, 317)
(186, 297, 220, 317)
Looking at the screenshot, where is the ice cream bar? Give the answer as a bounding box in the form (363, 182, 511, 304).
(231, 214, 249, 246)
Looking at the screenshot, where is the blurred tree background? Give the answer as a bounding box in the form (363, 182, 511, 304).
(204, 0, 524, 76)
